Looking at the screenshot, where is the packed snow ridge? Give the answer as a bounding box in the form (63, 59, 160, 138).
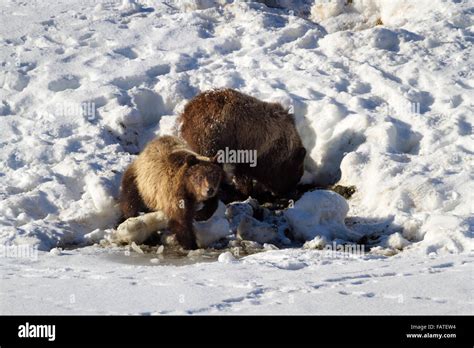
(0, 0, 472, 256)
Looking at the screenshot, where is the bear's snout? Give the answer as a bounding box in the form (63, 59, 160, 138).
(207, 187, 216, 197)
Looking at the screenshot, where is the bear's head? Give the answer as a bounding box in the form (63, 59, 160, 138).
(184, 155, 223, 201)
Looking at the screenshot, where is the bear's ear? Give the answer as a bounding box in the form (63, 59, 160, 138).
(211, 154, 222, 167)
(295, 147, 306, 161)
(169, 152, 198, 167)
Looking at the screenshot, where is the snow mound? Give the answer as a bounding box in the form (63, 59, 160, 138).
(285, 190, 362, 243)
(310, 0, 438, 33)
(194, 201, 231, 248)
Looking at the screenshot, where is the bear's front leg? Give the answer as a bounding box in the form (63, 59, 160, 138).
(169, 219, 198, 250)
(169, 203, 198, 250)
(232, 173, 253, 199)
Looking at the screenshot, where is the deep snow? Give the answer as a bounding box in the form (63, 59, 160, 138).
(0, 0, 473, 314)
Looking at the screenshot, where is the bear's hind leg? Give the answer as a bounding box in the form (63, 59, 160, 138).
(119, 166, 148, 222)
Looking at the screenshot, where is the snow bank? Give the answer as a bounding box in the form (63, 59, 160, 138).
(0, 0, 472, 255)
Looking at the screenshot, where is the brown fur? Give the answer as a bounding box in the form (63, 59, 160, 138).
(119, 135, 223, 249)
(179, 88, 306, 198)
(119, 165, 149, 220)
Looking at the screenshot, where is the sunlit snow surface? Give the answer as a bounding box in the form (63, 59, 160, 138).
(0, 0, 472, 314)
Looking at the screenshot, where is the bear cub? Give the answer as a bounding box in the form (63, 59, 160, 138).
(119, 135, 223, 250)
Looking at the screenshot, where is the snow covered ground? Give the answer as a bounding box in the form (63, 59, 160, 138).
(0, 0, 473, 314)
(1, 246, 472, 315)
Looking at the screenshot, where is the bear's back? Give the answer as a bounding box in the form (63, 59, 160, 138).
(180, 88, 294, 157)
(134, 136, 190, 214)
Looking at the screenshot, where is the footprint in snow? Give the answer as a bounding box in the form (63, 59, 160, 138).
(431, 262, 455, 269)
(47, 75, 81, 92)
(274, 261, 308, 270)
(113, 47, 138, 60)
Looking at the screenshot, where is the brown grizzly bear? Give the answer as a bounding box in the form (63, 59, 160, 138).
(119, 135, 224, 250)
(179, 88, 306, 199)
